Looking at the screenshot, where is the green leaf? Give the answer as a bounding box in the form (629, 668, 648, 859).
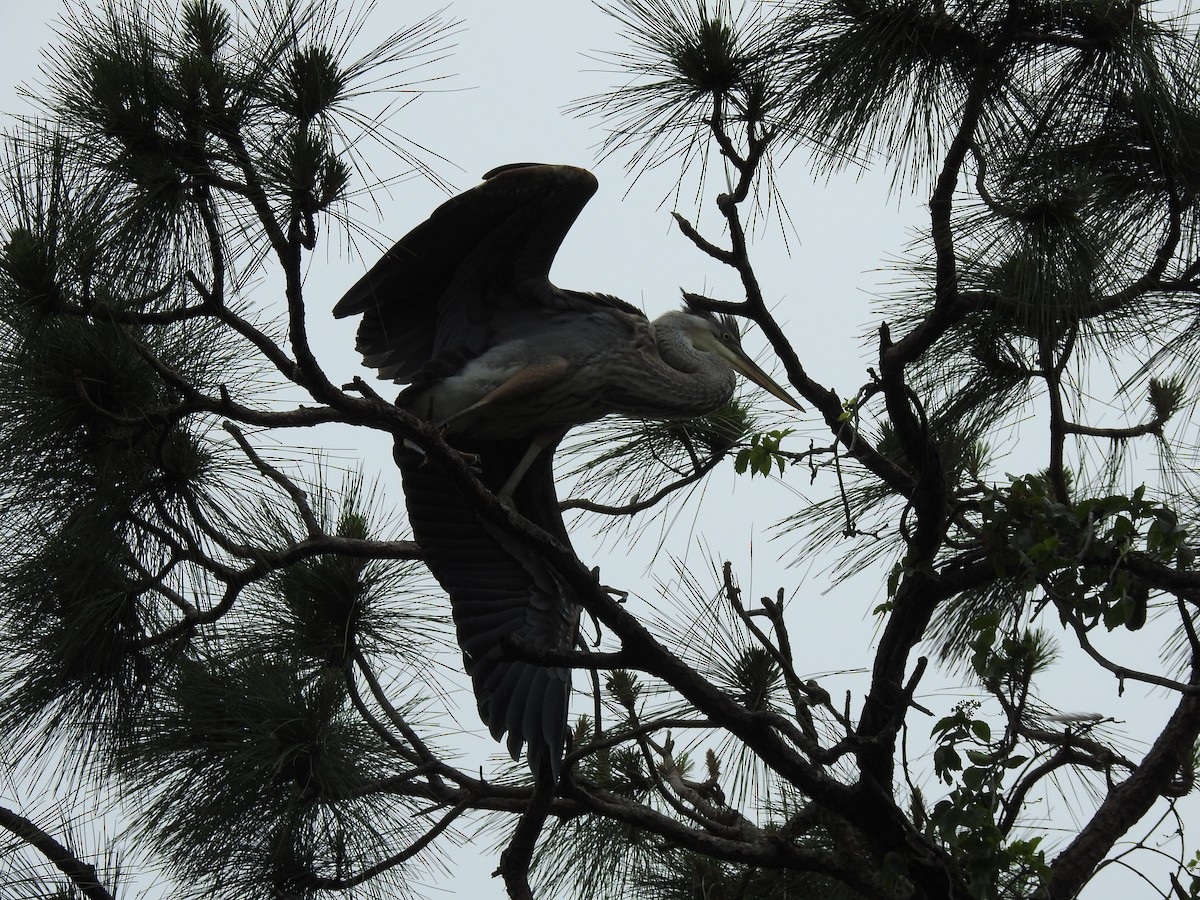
(934, 745, 962, 780)
(962, 765, 987, 790)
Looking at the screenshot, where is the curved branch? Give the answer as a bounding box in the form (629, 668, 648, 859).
(307, 798, 472, 890)
(0, 805, 116, 900)
(224, 421, 321, 536)
(130, 533, 422, 648)
(352, 649, 449, 774)
(345, 660, 424, 768)
(999, 749, 1089, 836)
(566, 716, 714, 764)
(559, 451, 721, 515)
(1058, 606, 1200, 695)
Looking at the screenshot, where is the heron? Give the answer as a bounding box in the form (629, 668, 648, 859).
(334, 163, 802, 782)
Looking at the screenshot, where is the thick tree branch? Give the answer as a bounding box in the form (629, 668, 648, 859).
(855, 46, 1005, 792)
(0, 805, 116, 900)
(1046, 680, 1200, 899)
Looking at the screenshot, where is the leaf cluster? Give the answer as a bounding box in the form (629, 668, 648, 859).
(733, 427, 793, 478)
(978, 477, 1187, 630)
(0, 141, 247, 752)
(117, 657, 430, 900)
(925, 697, 1049, 899)
(31, 0, 455, 257)
(575, 0, 786, 186)
(0, 5, 456, 897)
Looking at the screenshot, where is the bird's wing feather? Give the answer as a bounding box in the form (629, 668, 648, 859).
(334, 163, 639, 384)
(398, 436, 577, 782)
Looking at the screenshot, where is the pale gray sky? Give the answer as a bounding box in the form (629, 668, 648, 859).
(1, 2, 1196, 898)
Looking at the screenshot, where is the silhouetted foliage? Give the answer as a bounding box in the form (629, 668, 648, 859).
(4, 2, 1200, 899)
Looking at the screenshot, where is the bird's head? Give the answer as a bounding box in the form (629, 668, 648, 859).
(675, 303, 804, 412)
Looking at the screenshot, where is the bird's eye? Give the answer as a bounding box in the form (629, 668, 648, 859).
(722, 332, 734, 343)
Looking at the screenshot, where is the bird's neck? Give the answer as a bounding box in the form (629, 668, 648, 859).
(648, 328, 737, 414)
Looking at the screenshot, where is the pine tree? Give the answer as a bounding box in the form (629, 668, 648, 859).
(4, 2, 1200, 899)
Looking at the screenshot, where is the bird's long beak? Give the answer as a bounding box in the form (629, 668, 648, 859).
(722, 346, 805, 412)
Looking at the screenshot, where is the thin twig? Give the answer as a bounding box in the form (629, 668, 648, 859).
(224, 421, 321, 536)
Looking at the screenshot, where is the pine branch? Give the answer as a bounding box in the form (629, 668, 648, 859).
(0, 805, 116, 900)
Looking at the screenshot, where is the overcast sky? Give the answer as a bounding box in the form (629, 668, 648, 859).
(2, 2, 1197, 898)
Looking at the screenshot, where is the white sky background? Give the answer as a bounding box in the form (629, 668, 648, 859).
(2, 1, 1198, 898)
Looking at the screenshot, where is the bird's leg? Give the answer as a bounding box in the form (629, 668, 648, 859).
(434, 424, 482, 469)
(497, 428, 566, 506)
(397, 437, 481, 472)
(419, 360, 572, 504)
(590, 565, 629, 603)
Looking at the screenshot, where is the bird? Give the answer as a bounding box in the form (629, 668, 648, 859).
(334, 162, 802, 783)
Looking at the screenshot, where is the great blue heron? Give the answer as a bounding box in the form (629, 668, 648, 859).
(334, 163, 802, 782)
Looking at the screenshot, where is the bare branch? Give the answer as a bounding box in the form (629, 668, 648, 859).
(0, 805, 116, 900)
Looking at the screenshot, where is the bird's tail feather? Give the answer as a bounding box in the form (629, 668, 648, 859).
(398, 438, 577, 783)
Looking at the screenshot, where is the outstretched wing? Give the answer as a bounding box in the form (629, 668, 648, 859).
(334, 163, 634, 384)
(337, 163, 636, 781)
(398, 437, 578, 783)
